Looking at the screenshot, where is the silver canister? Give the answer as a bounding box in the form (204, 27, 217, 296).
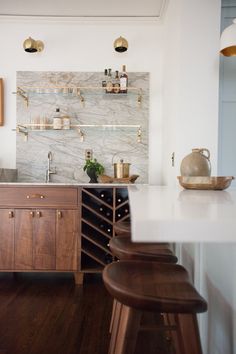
(113, 159, 131, 178)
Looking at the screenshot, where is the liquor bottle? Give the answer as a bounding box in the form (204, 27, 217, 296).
(120, 65, 128, 93)
(106, 69, 113, 93)
(102, 69, 108, 88)
(113, 70, 120, 94)
(53, 108, 62, 130)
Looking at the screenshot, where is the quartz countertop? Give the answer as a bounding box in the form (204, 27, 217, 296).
(128, 185, 236, 242)
(0, 182, 146, 187)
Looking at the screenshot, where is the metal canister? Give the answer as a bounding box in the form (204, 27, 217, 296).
(113, 159, 131, 178)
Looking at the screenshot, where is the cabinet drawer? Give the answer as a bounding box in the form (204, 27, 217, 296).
(0, 187, 78, 207)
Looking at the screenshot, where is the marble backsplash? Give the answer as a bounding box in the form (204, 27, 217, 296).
(16, 71, 149, 183)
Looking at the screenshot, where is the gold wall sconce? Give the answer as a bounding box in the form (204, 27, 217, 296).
(220, 18, 236, 56)
(114, 36, 128, 53)
(23, 37, 44, 53)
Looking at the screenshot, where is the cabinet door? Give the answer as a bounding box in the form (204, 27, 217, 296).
(34, 210, 56, 270)
(56, 210, 78, 271)
(0, 209, 14, 269)
(15, 210, 33, 270)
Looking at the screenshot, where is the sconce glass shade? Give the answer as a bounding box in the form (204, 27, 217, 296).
(23, 37, 44, 53)
(114, 36, 128, 53)
(220, 18, 236, 56)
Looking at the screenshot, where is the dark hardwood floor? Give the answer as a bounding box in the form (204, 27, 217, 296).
(0, 272, 172, 354)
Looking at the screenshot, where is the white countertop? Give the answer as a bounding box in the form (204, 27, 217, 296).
(0, 182, 140, 187)
(128, 185, 236, 242)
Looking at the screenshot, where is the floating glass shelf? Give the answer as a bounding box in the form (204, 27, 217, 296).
(13, 85, 143, 107)
(13, 123, 142, 143)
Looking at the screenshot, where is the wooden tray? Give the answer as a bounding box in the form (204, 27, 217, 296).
(177, 176, 234, 190)
(99, 174, 139, 184)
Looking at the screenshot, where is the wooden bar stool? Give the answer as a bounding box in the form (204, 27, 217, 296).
(114, 221, 131, 236)
(103, 261, 207, 354)
(109, 235, 177, 263)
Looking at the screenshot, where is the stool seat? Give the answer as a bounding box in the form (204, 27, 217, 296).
(109, 236, 177, 263)
(103, 261, 207, 314)
(114, 221, 131, 236)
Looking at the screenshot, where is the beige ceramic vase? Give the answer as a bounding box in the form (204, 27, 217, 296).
(180, 148, 211, 176)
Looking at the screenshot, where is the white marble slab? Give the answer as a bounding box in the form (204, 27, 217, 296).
(129, 185, 236, 242)
(16, 71, 149, 184)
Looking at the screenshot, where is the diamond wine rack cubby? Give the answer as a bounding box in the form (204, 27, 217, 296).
(81, 187, 130, 272)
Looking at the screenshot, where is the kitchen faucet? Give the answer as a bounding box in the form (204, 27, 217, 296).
(46, 151, 56, 183)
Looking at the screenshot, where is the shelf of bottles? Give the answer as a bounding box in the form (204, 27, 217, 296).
(81, 187, 130, 272)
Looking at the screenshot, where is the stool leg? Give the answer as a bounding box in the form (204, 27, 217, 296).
(176, 313, 203, 354)
(109, 301, 123, 354)
(111, 304, 141, 354)
(110, 299, 118, 333)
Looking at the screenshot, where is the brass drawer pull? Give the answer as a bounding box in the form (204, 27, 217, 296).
(30, 211, 34, 217)
(8, 211, 14, 218)
(36, 211, 41, 218)
(26, 194, 45, 199)
(57, 211, 62, 219)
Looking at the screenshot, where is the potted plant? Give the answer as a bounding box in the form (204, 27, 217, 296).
(83, 158, 105, 183)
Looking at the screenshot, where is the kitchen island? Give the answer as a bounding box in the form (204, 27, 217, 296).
(0, 183, 132, 284)
(129, 185, 236, 242)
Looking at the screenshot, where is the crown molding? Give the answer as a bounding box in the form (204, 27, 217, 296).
(0, 15, 161, 25)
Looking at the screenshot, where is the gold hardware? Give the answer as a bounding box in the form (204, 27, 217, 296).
(77, 128, 85, 142)
(30, 211, 34, 217)
(57, 211, 62, 219)
(137, 126, 142, 143)
(8, 211, 14, 218)
(26, 194, 45, 199)
(114, 36, 128, 53)
(36, 211, 41, 217)
(23, 37, 44, 53)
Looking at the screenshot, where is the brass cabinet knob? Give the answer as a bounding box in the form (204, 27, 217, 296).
(57, 211, 62, 219)
(30, 211, 34, 217)
(36, 211, 41, 217)
(8, 211, 14, 218)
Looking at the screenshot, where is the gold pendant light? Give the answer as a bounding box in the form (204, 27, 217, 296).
(23, 37, 44, 53)
(220, 18, 236, 57)
(114, 36, 128, 53)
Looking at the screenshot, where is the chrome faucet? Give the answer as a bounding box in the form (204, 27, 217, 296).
(46, 151, 56, 183)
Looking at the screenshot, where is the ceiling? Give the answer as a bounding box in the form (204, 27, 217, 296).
(0, 0, 167, 18)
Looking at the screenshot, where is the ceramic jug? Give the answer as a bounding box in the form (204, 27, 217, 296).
(180, 148, 211, 176)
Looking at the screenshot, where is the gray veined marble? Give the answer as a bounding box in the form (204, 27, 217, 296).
(16, 71, 149, 183)
(0, 169, 18, 182)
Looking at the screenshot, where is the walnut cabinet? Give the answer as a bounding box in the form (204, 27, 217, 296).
(0, 186, 130, 284)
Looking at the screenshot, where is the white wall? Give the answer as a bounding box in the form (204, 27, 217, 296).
(162, 0, 221, 185)
(0, 17, 164, 183)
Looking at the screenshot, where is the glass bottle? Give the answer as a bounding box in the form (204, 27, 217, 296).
(106, 69, 113, 94)
(120, 65, 128, 93)
(53, 108, 62, 130)
(102, 69, 108, 88)
(113, 70, 120, 94)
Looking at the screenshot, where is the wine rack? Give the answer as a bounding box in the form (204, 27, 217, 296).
(81, 187, 130, 272)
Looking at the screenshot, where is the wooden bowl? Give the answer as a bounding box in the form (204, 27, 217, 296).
(177, 176, 235, 190)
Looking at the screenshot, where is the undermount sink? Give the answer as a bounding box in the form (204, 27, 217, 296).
(0, 168, 18, 182)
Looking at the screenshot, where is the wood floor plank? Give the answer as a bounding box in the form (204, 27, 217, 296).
(0, 272, 172, 354)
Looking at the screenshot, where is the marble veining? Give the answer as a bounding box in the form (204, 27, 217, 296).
(16, 71, 149, 183)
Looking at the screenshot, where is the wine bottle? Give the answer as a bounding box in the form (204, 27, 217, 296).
(116, 195, 123, 204)
(104, 253, 113, 264)
(102, 69, 108, 88)
(100, 191, 113, 204)
(106, 69, 113, 93)
(113, 70, 120, 94)
(120, 65, 128, 93)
